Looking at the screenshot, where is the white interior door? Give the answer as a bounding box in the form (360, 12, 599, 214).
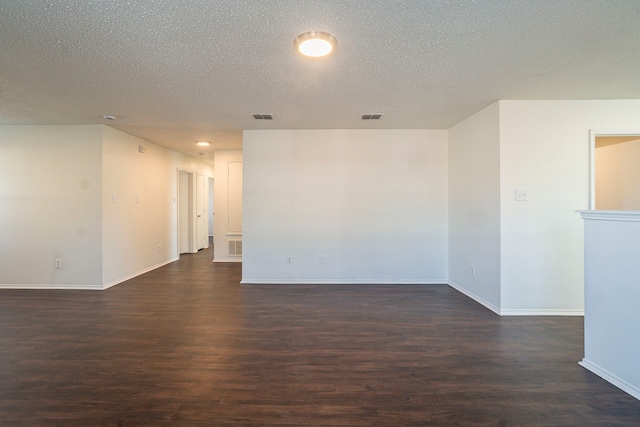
(178, 170, 195, 254)
(196, 173, 207, 250)
(208, 177, 214, 241)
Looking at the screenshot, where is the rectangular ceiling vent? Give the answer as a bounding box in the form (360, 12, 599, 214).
(362, 113, 383, 120)
(228, 240, 242, 257)
(252, 113, 273, 120)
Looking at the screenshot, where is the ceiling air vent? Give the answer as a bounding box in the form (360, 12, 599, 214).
(362, 113, 383, 120)
(252, 113, 273, 120)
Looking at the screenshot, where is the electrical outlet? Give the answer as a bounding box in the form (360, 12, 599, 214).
(471, 265, 476, 276)
(55, 258, 62, 268)
(112, 193, 117, 203)
(287, 256, 292, 264)
(515, 188, 528, 201)
(157, 244, 161, 252)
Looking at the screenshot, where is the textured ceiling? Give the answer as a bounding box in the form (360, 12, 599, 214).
(1, 1, 640, 165)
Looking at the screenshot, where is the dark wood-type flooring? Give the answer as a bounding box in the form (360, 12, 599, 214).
(1, 245, 639, 426)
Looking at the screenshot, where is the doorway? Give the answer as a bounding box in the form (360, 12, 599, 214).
(590, 130, 640, 210)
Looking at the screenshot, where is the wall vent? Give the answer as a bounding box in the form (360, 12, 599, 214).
(228, 240, 242, 256)
(362, 113, 383, 120)
(252, 113, 273, 120)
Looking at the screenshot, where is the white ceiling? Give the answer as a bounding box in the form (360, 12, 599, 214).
(2, 1, 640, 165)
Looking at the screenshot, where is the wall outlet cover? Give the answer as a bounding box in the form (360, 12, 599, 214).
(515, 189, 528, 201)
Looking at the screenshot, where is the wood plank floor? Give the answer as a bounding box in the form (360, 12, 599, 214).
(1, 246, 639, 426)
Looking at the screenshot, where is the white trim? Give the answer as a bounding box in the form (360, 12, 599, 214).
(447, 281, 584, 316)
(240, 279, 447, 285)
(589, 130, 596, 210)
(0, 284, 103, 290)
(500, 308, 584, 316)
(0, 258, 179, 291)
(213, 258, 242, 263)
(578, 210, 640, 222)
(579, 359, 640, 402)
(226, 232, 242, 237)
(102, 258, 178, 290)
(447, 281, 501, 315)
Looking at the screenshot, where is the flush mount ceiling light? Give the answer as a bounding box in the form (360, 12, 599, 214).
(196, 141, 210, 146)
(294, 31, 337, 58)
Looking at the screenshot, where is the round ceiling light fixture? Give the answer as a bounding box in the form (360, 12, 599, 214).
(294, 31, 337, 58)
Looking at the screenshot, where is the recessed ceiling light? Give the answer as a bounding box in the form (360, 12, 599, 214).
(294, 31, 337, 58)
(196, 141, 210, 146)
(103, 114, 116, 121)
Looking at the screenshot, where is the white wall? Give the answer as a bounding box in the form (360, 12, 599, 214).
(596, 138, 640, 210)
(101, 126, 213, 287)
(448, 103, 501, 313)
(242, 129, 448, 284)
(579, 211, 640, 401)
(213, 150, 243, 262)
(0, 125, 103, 288)
(0, 124, 213, 289)
(499, 100, 640, 314)
(102, 126, 173, 285)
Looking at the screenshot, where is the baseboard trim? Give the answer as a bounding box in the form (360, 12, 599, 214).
(500, 308, 584, 316)
(102, 257, 179, 290)
(447, 282, 584, 316)
(579, 358, 640, 401)
(0, 284, 103, 290)
(447, 281, 501, 315)
(213, 258, 242, 263)
(240, 279, 447, 285)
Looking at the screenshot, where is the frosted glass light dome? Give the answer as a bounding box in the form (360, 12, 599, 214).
(294, 31, 337, 58)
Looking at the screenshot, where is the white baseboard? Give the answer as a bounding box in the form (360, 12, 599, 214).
(0, 259, 180, 291)
(240, 279, 447, 285)
(447, 281, 584, 316)
(0, 283, 103, 290)
(447, 281, 501, 315)
(500, 308, 584, 316)
(102, 257, 179, 290)
(580, 358, 640, 401)
(213, 258, 242, 263)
